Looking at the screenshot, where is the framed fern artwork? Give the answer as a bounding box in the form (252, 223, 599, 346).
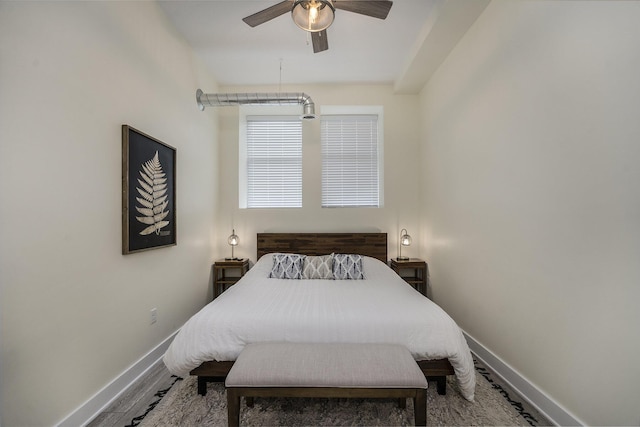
(122, 125, 177, 254)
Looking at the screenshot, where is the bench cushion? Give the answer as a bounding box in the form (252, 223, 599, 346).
(225, 342, 428, 389)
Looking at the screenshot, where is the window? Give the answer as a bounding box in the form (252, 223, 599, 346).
(321, 106, 384, 207)
(240, 109, 302, 208)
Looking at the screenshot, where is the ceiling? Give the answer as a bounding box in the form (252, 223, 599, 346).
(158, 0, 438, 89)
(159, 0, 435, 89)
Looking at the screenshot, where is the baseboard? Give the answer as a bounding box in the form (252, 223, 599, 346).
(462, 331, 584, 426)
(56, 330, 179, 427)
(56, 329, 583, 426)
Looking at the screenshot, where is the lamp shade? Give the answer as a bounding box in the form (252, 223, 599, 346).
(292, 0, 335, 32)
(228, 229, 239, 247)
(401, 231, 412, 247)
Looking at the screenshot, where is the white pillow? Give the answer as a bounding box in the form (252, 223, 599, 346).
(269, 253, 306, 279)
(333, 254, 365, 280)
(302, 254, 334, 279)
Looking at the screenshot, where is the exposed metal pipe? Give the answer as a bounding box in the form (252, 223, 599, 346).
(196, 89, 317, 120)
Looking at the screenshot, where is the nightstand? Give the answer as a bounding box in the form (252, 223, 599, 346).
(213, 258, 249, 299)
(390, 258, 428, 297)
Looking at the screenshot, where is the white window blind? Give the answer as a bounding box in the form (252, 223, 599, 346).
(321, 113, 381, 207)
(245, 116, 302, 208)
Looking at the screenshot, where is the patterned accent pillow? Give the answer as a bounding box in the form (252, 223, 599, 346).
(269, 253, 306, 279)
(333, 254, 365, 280)
(302, 254, 334, 279)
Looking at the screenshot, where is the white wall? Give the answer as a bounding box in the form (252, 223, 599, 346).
(419, 1, 640, 425)
(0, 2, 219, 425)
(215, 84, 423, 260)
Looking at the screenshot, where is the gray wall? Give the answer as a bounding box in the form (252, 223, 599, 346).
(0, 2, 219, 425)
(419, 1, 640, 425)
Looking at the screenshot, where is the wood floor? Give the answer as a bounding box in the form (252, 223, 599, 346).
(87, 360, 176, 427)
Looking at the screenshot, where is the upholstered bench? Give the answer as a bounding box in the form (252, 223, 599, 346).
(225, 342, 428, 426)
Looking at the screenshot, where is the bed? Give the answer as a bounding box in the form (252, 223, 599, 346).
(163, 233, 475, 401)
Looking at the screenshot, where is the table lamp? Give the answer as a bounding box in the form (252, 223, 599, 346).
(227, 229, 239, 260)
(398, 228, 411, 261)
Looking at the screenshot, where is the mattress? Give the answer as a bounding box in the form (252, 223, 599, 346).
(163, 254, 476, 400)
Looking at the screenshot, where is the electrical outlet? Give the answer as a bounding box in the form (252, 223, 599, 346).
(150, 308, 157, 325)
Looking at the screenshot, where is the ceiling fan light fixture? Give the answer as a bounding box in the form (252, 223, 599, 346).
(292, 0, 335, 32)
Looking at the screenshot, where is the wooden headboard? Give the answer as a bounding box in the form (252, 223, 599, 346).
(257, 233, 387, 263)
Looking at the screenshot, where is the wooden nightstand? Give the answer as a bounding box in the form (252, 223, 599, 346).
(213, 258, 249, 299)
(390, 258, 428, 297)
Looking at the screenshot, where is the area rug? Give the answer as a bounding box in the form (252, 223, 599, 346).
(136, 360, 543, 427)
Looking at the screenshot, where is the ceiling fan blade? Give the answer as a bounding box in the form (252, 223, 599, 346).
(333, 0, 393, 20)
(242, 1, 292, 27)
(311, 30, 329, 53)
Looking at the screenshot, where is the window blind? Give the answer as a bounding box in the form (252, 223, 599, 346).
(246, 116, 302, 208)
(321, 114, 380, 207)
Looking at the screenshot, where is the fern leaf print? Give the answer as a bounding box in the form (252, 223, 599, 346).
(135, 151, 170, 235)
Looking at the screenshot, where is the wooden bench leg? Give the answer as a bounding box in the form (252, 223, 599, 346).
(414, 388, 427, 426)
(245, 396, 254, 407)
(198, 376, 207, 396)
(398, 398, 406, 409)
(227, 388, 241, 427)
(436, 376, 446, 395)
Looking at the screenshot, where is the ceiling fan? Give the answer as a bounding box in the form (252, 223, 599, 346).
(242, 0, 393, 53)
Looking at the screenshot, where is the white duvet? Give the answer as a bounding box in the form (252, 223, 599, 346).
(163, 254, 476, 400)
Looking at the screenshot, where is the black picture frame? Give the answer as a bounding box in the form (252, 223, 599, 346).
(122, 125, 176, 254)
